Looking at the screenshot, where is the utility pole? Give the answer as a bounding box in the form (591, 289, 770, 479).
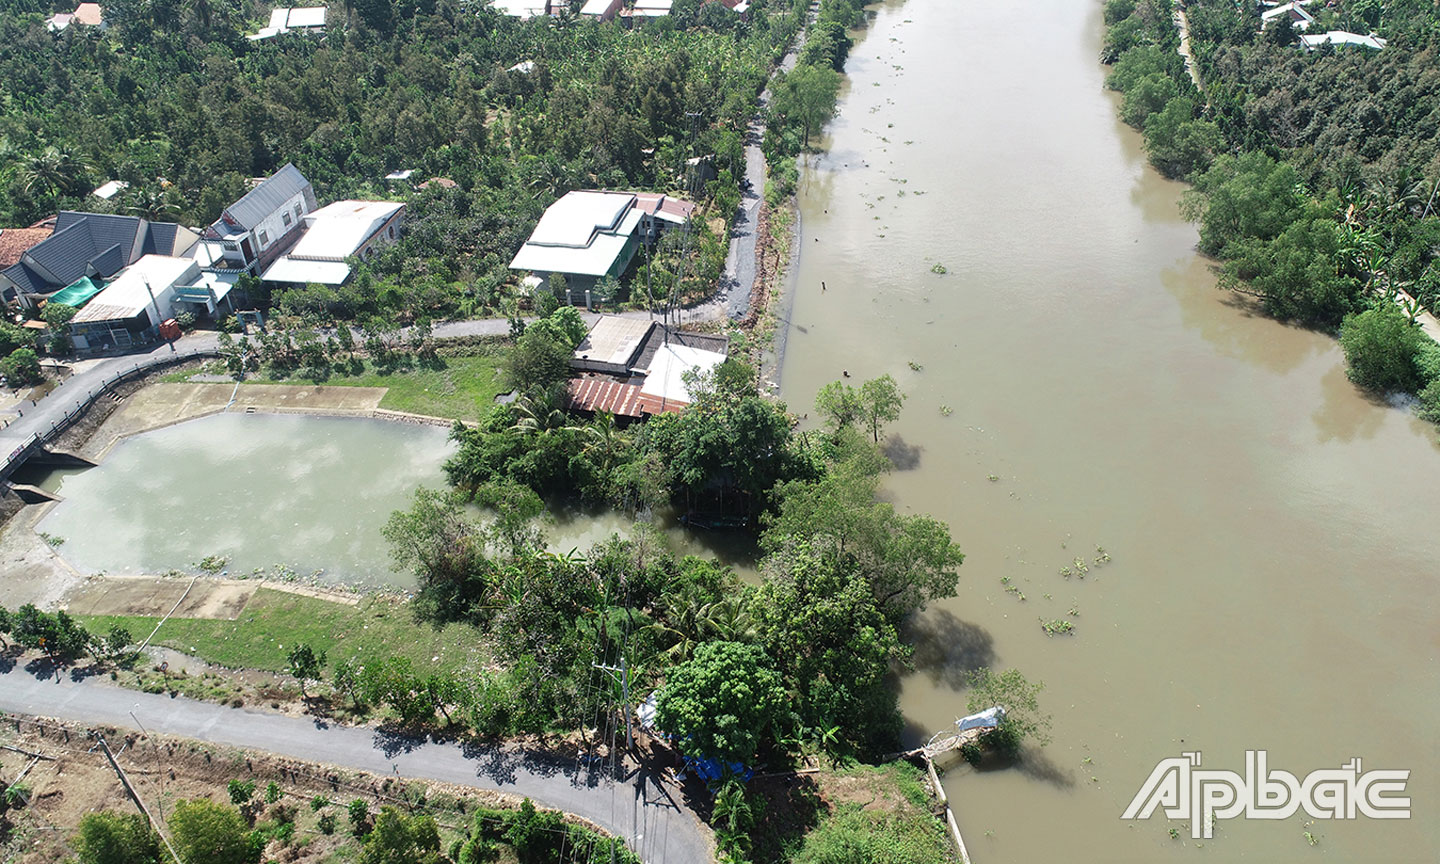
(98, 736, 183, 864)
(593, 656, 633, 754)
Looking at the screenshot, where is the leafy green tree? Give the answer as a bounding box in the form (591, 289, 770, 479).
(0, 322, 31, 356)
(1143, 97, 1223, 179)
(504, 320, 574, 392)
(752, 541, 906, 756)
(1120, 72, 1177, 128)
(167, 799, 260, 864)
(227, 779, 256, 808)
(0, 348, 43, 386)
(41, 303, 76, 329)
(654, 641, 788, 769)
(858, 374, 905, 443)
(815, 379, 862, 431)
(287, 642, 327, 699)
(358, 807, 442, 864)
(774, 64, 841, 146)
(1339, 307, 1428, 394)
(966, 667, 1052, 754)
(763, 440, 963, 620)
(384, 487, 495, 619)
(73, 811, 162, 864)
(1223, 214, 1362, 325)
(1182, 152, 1306, 258)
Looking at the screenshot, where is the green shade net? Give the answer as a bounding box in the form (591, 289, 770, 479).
(49, 276, 103, 308)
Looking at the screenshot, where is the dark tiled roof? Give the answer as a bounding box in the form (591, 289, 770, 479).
(1, 262, 48, 295)
(220, 163, 311, 230)
(2, 212, 190, 295)
(141, 221, 192, 256)
(0, 227, 52, 268)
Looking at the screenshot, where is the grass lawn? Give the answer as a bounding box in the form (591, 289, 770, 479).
(253, 350, 509, 421)
(77, 588, 488, 677)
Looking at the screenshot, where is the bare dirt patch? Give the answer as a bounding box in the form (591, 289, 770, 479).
(62, 574, 259, 620)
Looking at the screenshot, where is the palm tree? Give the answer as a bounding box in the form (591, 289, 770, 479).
(510, 389, 568, 435)
(13, 146, 93, 202)
(125, 188, 180, 221)
(569, 411, 629, 473)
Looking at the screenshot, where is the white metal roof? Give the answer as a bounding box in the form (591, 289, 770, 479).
(267, 8, 288, 27)
(384, 169, 414, 180)
(289, 200, 404, 261)
(490, 0, 549, 17)
(285, 6, 326, 27)
(1300, 30, 1386, 49)
(528, 191, 636, 248)
(639, 342, 726, 404)
(580, 0, 613, 15)
(510, 209, 641, 277)
(633, 0, 672, 9)
(73, 255, 199, 324)
(91, 180, 130, 200)
(574, 316, 654, 368)
(259, 257, 352, 285)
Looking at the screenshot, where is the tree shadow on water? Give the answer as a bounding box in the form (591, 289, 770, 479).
(903, 610, 995, 690)
(970, 746, 1076, 791)
(882, 434, 922, 471)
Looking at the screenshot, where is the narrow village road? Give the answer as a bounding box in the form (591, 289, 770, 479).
(0, 662, 710, 864)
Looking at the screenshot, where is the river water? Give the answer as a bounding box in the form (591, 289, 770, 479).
(778, 0, 1439, 860)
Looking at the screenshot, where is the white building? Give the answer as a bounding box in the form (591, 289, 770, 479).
(489, 0, 550, 18)
(259, 200, 406, 286)
(1260, 1, 1314, 31)
(249, 5, 326, 39)
(509, 190, 694, 303)
(69, 255, 200, 350)
(1299, 30, 1387, 51)
(197, 163, 318, 274)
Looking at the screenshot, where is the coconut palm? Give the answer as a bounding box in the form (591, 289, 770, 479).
(12, 145, 93, 202)
(125, 188, 180, 221)
(510, 388, 568, 435)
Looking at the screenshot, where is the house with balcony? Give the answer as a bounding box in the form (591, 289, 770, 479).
(259, 199, 406, 286)
(196, 163, 317, 275)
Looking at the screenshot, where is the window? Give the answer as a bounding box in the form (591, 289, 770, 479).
(223, 242, 238, 251)
(294, 203, 303, 220)
(388, 226, 394, 239)
(258, 230, 270, 247)
(282, 212, 292, 227)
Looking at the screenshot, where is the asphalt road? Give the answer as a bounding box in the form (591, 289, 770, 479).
(0, 661, 710, 863)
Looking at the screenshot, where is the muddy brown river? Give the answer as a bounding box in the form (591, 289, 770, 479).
(779, 0, 1440, 860)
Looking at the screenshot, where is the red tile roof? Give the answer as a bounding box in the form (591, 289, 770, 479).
(565, 377, 686, 418)
(0, 227, 53, 269)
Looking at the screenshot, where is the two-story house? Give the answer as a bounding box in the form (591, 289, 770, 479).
(197, 164, 318, 274)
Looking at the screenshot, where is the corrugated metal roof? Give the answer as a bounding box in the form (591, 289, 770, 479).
(565, 377, 683, 418)
(221, 163, 312, 230)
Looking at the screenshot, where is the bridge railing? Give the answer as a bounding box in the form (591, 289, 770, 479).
(0, 347, 218, 484)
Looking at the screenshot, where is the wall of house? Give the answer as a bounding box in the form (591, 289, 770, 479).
(355, 208, 407, 263)
(250, 191, 312, 260)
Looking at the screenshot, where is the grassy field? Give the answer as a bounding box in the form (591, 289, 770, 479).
(77, 588, 487, 677)
(255, 352, 509, 422)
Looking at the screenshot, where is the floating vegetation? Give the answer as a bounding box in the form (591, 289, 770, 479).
(38, 532, 65, 547)
(907, 361, 924, 371)
(987, 474, 999, 482)
(930, 263, 948, 274)
(1040, 618, 1075, 636)
(939, 405, 953, 416)
(1095, 545, 1111, 565)
(196, 555, 228, 575)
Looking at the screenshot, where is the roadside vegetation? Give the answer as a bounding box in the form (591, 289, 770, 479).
(1, 717, 633, 864)
(1103, 0, 1440, 426)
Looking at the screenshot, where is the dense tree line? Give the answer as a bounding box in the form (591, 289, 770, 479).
(0, 0, 807, 323)
(1103, 0, 1440, 420)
